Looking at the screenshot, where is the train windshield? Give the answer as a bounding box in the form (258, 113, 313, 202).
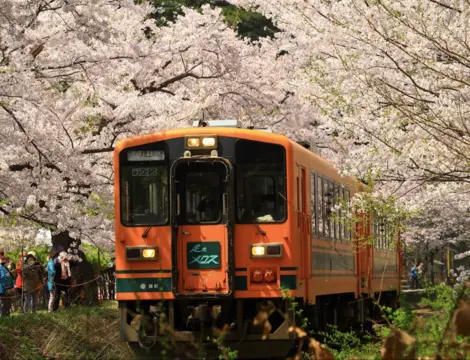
(120, 146, 169, 226)
(235, 139, 287, 223)
(175, 161, 227, 225)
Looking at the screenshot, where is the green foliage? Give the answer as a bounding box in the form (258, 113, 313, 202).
(74, 114, 102, 136)
(8, 245, 50, 265)
(147, 0, 279, 41)
(376, 285, 470, 359)
(279, 284, 470, 359)
(210, 331, 239, 360)
(382, 298, 414, 331)
(332, 169, 419, 249)
(420, 282, 462, 312)
(319, 325, 379, 360)
(6, 242, 111, 270)
(83, 192, 114, 220)
(0, 303, 133, 360)
(81, 243, 113, 271)
(280, 287, 310, 331)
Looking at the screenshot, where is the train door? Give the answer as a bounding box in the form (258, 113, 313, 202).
(297, 165, 309, 300)
(170, 158, 234, 296)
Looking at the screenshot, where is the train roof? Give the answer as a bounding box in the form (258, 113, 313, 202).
(115, 123, 362, 190)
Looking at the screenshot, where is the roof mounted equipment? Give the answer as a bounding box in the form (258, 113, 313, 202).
(192, 120, 242, 128)
(246, 125, 273, 133)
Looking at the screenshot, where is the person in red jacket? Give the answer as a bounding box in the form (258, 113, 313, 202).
(14, 252, 26, 312)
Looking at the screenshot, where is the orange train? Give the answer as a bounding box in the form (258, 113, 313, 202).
(114, 120, 402, 359)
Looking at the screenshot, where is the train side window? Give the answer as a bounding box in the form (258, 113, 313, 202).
(334, 184, 340, 241)
(389, 225, 396, 251)
(301, 168, 306, 214)
(310, 172, 317, 235)
(296, 176, 300, 211)
(372, 215, 378, 249)
(385, 226, 389, 250)
(326, 180, 334, 240)
(344, 189, 350, 241)
(338, 186, 343, 242)
(386, 224, 393, 250)
(317, 177, 324, 237)
(378, 218, 383, 249)
(323, 179, 330, 238)
(385, 223, 389, 249)
(381, 221, 386, 249)
(374, 215, 386, 249)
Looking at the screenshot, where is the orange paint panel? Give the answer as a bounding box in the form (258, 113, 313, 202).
(116, 292, 175, 301)
(115, 226, 172, 273)
(176, 224, 229, 294)
(234, 289, 296, 298)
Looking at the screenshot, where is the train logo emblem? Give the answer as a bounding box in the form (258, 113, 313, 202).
(189, 244, 219, 265)
(186, 242, 221, 269)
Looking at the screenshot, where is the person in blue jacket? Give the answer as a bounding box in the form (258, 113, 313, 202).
(46, 248, 59, 312)
(411, 264, 419, 289)
(0, 256, 15, 317)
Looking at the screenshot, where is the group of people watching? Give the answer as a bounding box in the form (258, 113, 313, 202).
(0, 247, 72, 317)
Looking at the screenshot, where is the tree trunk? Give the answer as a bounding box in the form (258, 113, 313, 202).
(51, 231, 99, 305)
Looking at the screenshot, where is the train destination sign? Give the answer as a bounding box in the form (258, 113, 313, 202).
(131, 168, 157, 177)
(127, 150, 165, 161)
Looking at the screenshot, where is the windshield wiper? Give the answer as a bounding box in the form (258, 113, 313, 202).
(252, 221, 266, 236)
(142, 226, 151, 238)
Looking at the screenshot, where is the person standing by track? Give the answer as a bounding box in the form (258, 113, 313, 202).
(411, 264, 419, 289)
(22, 252, 43, 313)
(53, 250, 72, 310)
(0, 256, 15, 317)
(46, 248, 59, 312)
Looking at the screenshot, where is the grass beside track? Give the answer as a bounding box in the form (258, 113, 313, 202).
(0, 301, 135, 360)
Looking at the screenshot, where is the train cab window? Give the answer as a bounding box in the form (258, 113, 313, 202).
(119, 144, 168, 226)
(185, 172, 221, 224)
(175, 161, 226, 225)
(235, 139, 287, 223)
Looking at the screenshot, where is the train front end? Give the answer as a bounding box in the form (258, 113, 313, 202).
(114, 122, 297, 359)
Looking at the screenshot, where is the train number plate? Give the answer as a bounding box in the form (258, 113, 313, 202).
(186, 242, 221, 269)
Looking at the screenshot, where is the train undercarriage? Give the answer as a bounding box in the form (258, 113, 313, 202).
(120, 290, 399, 359)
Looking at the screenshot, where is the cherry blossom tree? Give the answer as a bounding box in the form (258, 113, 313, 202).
(0, 1, 295, 246)
(1, 0, 468, 261)
(231, 0, 470, 252)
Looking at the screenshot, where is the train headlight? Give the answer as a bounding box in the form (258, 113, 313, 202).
(252, 246, 265, 256)
(187, 138, 200, 147)
(250, 243, 283, 258)
(142, 248, 156, 259)
(126, 246, 158, 261)
(184, 135, 218, 150)
(202, 137, 216, 147)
